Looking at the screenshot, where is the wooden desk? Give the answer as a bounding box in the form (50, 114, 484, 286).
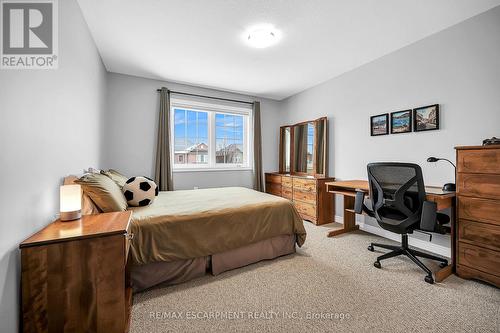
(325, 180, 456, 282)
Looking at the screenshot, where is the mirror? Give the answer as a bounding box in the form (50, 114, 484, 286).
(293, 122, 315, 174)
(279, 117, 328, 177)
(316, 119, 326, 175)
(279, 126, 292, 173)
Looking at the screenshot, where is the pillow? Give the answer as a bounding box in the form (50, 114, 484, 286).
(101, 169, 128, 188)
(75, 173, 128, 212)
(85, 167, 102, 174)
(122, 176, 158, 207)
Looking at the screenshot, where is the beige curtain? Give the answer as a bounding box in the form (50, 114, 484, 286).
(154, 87, 173, 191)
(253, 101, 264, 191)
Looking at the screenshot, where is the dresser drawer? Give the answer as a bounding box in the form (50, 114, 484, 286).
(458, 219, 500, 252)
(457, 173, 500, 200)
(266, 183, 281, 196)
(458, 196, 500, 225)
(282, 186, 293, 199)
(294, 201, 317, 218)
(293, 178, 316, 193)
(293, 190, 316, 204)
(282, 176, 293, 187)
(458, 149, 500, 174)
(299, 213, 316, 223)
(265, 174, 282, 184)
(458, 242, 500, 277)
(456, 265, 500, 288)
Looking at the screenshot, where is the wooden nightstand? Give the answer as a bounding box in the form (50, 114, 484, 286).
(20, 211, 133, 333)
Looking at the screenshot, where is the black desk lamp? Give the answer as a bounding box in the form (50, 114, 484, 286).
(426, 157, 456, 191)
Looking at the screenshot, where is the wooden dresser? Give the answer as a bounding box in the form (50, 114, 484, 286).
(265, 172, 335, 225)
(456, 145, 500, 288)
(20, 211, 133, 333)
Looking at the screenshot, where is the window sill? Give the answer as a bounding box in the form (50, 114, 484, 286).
(173, 167, 253, 173)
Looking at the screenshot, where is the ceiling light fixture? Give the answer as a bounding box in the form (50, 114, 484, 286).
(245, 24, 281, 49)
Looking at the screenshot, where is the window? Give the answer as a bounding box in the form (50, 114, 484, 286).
(173, 109, 209, 166)
(215, 113, 244, 164)
(171, 98, 252, 170)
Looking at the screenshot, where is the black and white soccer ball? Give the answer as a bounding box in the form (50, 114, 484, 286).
(122, 176, 158, 207)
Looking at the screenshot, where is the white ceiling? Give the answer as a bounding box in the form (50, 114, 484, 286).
(77, 0, 500, 100)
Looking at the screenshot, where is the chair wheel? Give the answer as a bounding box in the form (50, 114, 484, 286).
(424, 275, 434, 284)
(439, 262, 448, 268)
(367, 245, 374, 252)
(374, 261, 381, 269)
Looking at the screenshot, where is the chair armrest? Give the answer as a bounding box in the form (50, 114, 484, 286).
(354, 190, 366, 214)
(354, 190, 375, 217)
(420, 201, 437, 232)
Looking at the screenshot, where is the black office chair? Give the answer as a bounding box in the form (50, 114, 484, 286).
(354, 162, 449, 284)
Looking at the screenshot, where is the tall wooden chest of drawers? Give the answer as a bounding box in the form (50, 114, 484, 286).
(265, 172, 335, 225)
(456, 145, 500, 287)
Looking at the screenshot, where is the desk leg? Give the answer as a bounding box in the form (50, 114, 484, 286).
(435, 198, 456, 283)
(435, 265, 453, 282)
(327, 195, 360, 237)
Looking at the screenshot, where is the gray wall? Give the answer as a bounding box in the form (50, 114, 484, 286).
(0, 0, 107, 332)
(103, 73, 282, 190)
(281, 6, 500, 250)
(1, 4, 499, 331)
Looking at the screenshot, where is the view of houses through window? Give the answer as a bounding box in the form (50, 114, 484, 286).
(215, 113, 244, 164)
(174, 109, 208, 165)
(173, 105, 249, 169)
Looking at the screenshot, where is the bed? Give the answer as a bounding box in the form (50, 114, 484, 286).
(68, 173, 306, 291)
(127, 187, 306, 291)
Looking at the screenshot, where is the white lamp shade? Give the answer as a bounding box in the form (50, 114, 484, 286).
(60, 185, 82, 221)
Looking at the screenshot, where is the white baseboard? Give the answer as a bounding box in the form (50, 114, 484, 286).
(334, 216, 451, 258)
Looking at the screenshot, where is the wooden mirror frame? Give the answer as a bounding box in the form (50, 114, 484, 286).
(279, 117, 328, 177)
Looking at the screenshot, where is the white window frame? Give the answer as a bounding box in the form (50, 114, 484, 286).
(170, 97, 253, 172)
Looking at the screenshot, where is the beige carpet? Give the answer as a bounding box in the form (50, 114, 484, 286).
(131, 222, 500, 333)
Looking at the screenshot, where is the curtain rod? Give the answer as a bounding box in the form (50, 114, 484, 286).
(156, 89, 254, 105)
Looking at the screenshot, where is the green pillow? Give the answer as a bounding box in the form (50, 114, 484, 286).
(101, 169, 128, 188)
(76, 173, 127, 212)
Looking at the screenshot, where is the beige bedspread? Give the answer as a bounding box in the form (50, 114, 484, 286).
(128, 187, 306, 265)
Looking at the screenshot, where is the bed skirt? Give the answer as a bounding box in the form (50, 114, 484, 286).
(131, 234, 296, 292)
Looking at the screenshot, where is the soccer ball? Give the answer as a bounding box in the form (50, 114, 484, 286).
(122, 176, 158, 207)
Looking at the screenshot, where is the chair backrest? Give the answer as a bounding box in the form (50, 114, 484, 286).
(367, 162, 426, 233)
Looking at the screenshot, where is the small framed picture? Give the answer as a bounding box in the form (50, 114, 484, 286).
(390, 109, 412, 134)
(414, 104, 439, 132)
(370, 113, 389, 136)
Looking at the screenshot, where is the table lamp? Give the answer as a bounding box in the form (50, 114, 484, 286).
(60, 184, 82, 221)
(426, 157, 456, 191)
